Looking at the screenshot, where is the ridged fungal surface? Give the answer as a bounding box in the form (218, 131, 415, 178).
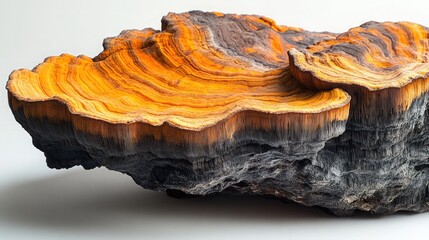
(8, 11, 348, 142)
(289, 21, 429, 116)
(6, 11, 429, 215)
(289, 21, 429, 89)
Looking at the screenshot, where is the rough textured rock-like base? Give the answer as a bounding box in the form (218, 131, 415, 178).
(10, 93, 429, 216)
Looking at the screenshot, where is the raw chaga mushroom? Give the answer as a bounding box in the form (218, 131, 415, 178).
(6, 11, 429, 215)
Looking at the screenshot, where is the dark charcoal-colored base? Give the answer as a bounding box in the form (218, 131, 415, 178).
(10, 90, 429, 216)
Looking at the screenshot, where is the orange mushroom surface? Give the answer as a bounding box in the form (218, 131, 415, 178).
(289, 21, 429, 113)
(7, 11, 350, 146)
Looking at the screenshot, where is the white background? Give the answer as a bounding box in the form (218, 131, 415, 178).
(1, 0, 429, 239)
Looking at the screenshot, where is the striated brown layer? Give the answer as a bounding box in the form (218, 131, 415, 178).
(7, 11, 349, 145)
(8, 91, 349, 147)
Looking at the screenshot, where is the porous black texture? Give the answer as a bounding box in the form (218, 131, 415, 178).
(10, 90, 429, 216)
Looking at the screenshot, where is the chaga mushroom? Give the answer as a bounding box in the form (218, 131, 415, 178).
(6, 12, 429, 215)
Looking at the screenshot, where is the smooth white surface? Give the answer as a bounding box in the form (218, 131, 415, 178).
(1, 0, 429, 239)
